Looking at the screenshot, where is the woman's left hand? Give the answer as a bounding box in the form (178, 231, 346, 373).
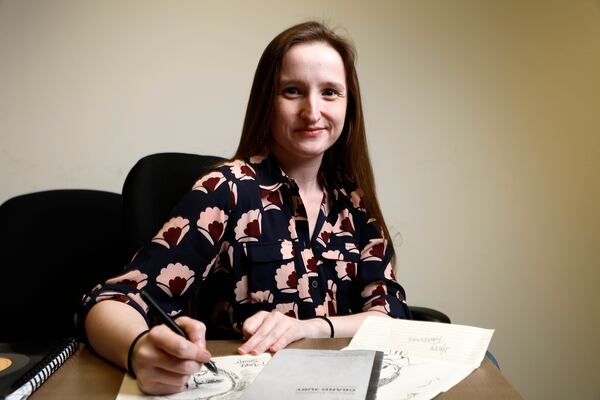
(238, 310, 317, 355)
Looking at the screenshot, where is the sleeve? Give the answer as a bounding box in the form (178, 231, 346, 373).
(356, 208, 410, 319)
(78, 170, 234, 330)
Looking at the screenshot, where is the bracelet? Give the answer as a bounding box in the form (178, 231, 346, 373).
(315, 316, 334, 338)
(127, 329, 150, 379)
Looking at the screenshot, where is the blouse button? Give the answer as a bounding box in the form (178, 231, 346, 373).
(311, 280, 319, 288)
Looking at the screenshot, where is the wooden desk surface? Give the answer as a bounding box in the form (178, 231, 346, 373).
(30, 339, 522, 399)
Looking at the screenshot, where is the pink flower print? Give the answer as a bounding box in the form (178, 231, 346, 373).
(202, 254, 219, 279)
(234, 275, 249, 304)
(227, 160, 256, 180)
(234, 209, 262, 242)
(105, 270, 148, 290)
(250, 290, 274, 303)
(241, 164, 256, 178)
(315, 303, 328, 316)
(297, 275, 313, 302)
(275, 261, 298, 293)
(288, 217, 298, 240)
(96, 290, 130, 303)
(197, 207, 228, 245)
(335, 261, 356, 281)
(316, 222, 334, 247)
(229, 181, 237, 208)
(345, 242, 359, 255)
(156, 263, 195, 298)
(363, 297, 390, 313)
(350, 189, 366, 212)
(259, 182, 282, 192)
(321, 249, 343, 261)
(383, 262, 396, 280)
(300, 248, 318, 276)
(260, 187, 283, 211)
(334, 211, 355, 237)
(82, 285, 101, 305)
(361, 285, 391, 312)
(275, 302, 298, 318)
(361, 238, 386, 262)
(127, 292, 149, 313)
(152, 217, 190, 248)
(326, 280, 337, 316)
(361, 281, 388, 299)
(280, 240, 294, 259)
(192, 171, 226, 194)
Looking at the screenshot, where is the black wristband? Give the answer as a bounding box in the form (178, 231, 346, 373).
(127, 329, 150, 379)
(315, 316, 334, 338)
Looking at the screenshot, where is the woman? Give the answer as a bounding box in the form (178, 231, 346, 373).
(80, 21, 409, 395)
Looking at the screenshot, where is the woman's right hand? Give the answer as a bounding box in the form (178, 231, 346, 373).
(130, 316, 212, 395)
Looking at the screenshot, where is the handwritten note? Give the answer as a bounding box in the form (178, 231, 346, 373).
(344, 317, 494, 400)
(116, 353, 271, 400)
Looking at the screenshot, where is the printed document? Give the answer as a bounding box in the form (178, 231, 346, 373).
(240, 349, 382, 400)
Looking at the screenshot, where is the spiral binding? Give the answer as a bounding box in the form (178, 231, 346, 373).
(5, 338, 79, 400)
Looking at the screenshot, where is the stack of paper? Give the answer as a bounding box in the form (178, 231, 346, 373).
(343, 317, 494, 400)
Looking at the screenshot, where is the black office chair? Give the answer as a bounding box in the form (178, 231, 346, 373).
(122, 152, 224, 261)
(122, 153, 451, 325)
(0, 189, 127, 342)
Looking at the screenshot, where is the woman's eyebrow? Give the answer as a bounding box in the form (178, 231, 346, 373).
(278, 78, 304, 87)
(322, 81, 346, 91)
(278, 78, 346, 90)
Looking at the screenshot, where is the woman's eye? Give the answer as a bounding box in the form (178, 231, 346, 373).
(323, 88, 338, 97)
(283, 87, 300, 96)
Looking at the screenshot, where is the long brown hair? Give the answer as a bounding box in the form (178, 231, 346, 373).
(233, 21, 393, 248)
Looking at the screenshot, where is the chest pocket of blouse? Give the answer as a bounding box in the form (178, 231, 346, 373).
(243, 241, 296, 295)
(318, 245, 361, 315)
(318, 245, 361, 280)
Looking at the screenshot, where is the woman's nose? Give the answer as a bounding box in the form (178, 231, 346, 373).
(300, 94, 321, 123)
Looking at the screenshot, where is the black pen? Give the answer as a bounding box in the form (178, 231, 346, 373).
(140, 290, 218, 374)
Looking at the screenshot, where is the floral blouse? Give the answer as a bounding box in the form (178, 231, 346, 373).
(80, 155, 409, 337)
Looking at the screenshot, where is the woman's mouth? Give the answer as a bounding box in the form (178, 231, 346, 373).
(296, 127, 324, 137)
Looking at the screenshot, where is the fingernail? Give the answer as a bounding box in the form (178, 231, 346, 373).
(238, 347, 247, 355)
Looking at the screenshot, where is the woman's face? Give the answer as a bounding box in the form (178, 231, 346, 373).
(270, 41, 348, 167)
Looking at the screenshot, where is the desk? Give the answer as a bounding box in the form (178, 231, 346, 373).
(30, 339, 522, 399)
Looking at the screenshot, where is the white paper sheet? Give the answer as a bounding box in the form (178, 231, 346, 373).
(116, 353, 271, 400)
(343, 317, 494, 400)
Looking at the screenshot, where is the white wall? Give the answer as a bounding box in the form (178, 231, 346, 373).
(1, 1, 598, 398)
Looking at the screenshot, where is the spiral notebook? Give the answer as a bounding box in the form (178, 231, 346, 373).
(0, 337, 79, 400)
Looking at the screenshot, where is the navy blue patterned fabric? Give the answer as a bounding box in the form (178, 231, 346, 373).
(80, 155, 408, 334)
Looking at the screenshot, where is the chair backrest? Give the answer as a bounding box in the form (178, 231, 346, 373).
(122, 152, 225, 260)
(0, 189, 126, 342)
